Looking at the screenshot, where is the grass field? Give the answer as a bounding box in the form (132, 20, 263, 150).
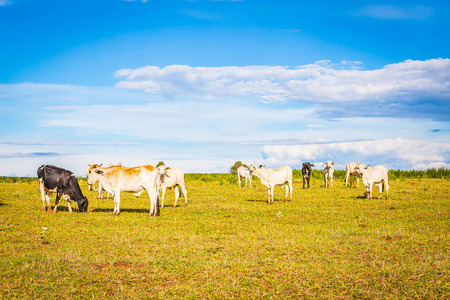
(0, 175, 449, 299)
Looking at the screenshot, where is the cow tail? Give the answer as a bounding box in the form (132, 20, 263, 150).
(156, 194, 160, 216)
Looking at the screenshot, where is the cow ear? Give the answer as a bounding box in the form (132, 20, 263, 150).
(331, 162, 334, 165)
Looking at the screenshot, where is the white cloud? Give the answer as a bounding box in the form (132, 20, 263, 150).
(357, 4, 434, 20)
(114, 59, 450, 108)
(262, 138, 450, 170)
(0, 0, 11, 7)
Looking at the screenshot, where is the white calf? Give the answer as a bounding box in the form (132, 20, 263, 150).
(157, 165, 188, 208)
(354, 163, 389, 200)
(322, 161, 334, 188)
(345, 162, 364, 188)
(251, 165, 293, 204)
(237, 165, 253, 187)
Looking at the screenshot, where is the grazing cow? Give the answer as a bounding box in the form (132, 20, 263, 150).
(251, 165, 293, 204)
(157, 165, 188, 208)
(37, 165, 88, 213)
(92, 164, 160, 216)
(322, 161, 334, 188)
(86, 163, 121, 199)
(237, 165, 253, 187)
(345, 162, 363, 188)
(354, 163, 389, 200)
(302, 162, 314, 189)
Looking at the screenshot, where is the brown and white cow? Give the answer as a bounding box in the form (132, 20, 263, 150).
(250, 165, 293, 204)
(92, 164, 161, 216)
(157, 165, 188, 208)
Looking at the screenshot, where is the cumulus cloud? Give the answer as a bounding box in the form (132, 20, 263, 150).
(262, 138, 450, 170)
(114, 59, 450, 107)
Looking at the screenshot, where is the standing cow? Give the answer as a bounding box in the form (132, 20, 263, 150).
(302, 162, 314, 189)
(354, 163, 389, 200)
(37, 165, 88, 213)
(92, 164, 160, 216)
(237, 165, 253, 188)
(157, 165, 188, 208)
(86, 163, 120, 199)
(322, 161, 334, 188)
(251, 165, 293, 204)
(345, 162, 363, 188)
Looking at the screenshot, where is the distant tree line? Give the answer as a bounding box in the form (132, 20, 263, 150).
(0, 167, 449, 183)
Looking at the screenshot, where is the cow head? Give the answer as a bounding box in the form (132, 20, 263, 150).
(302, 162, 314, 171)
(77, 196, 89, 212)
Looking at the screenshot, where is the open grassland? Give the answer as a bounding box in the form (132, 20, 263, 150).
(0, 175, 449, 299)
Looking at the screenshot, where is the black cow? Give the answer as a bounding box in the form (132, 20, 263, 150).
(302, 162, 314, 189)
(37, 165, 88, 213)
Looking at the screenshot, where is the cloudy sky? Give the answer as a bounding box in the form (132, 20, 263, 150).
(1, 0, 449, 176)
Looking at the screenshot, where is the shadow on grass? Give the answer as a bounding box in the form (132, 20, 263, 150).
(91, 208, 150, 213)
(246, 199, 288, 203)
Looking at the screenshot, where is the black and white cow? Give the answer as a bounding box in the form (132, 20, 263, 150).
(302, 162, 314, 189)
(37, 165, 88, 213)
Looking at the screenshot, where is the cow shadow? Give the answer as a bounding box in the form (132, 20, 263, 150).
(246, 199, 286, 203)
(91, 208, 150, 213)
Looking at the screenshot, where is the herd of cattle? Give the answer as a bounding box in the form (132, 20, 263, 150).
(37, 161, 389, 216)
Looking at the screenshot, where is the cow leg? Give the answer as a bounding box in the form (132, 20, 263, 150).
(267, 188, 271, 204)
(330, 175, 333, 188)
(147, 188, 159, 216)
(173, 186, 180, 208)
(113, 191, 120, 215)
(356, 176, 359, 188)
(303, 177, 306, 189)
(98, 182, 103, 199)
(53, 192, 61, 214)
(345, 173, 349, 187)
(67, 201, 73, 213)
(376, 183, 383, 199)
(39, 179, 51, 212)
(307, 177, 310, 189)
(249, 176, 252, 188)
(368, 184, 373, 199)
(181, 184, 188, 207)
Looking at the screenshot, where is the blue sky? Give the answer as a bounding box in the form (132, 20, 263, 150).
(1, 0, 449, 176)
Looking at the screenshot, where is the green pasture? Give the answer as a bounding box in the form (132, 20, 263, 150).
(0, 174, 448, 299)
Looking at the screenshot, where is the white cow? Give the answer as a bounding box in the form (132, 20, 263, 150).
(237, 165, 253, 187)
(157, 165, 188, 208)
(345, 162, 364, 188)
(92, 165, 161, 216)
(322, 161, 334, 188)
(86, 163, 120, 199)
(354, 163, 389, 200)
(251, 165, 293, 204)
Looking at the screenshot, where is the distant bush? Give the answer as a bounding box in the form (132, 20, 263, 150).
(0, 177, 36, 183)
